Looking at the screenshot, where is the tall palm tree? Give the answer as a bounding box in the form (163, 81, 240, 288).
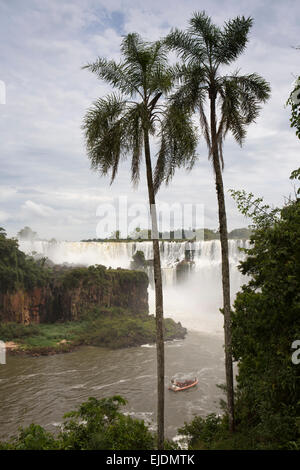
(162, 12, 271, 432)
(82, 33, 197, 449)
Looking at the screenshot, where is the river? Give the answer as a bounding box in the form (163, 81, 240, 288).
(0, 239, 247, 442)
(0, 330, 225, 442)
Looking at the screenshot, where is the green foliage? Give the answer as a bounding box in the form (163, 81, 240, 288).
(59, 264, 109, 290)
(0, 322, 40, 342)
(286, 77, 300, 139)
(230, 187, 300, 449)
(178, 413, 225, 449)
(202, 228, 219, 240)
(177, 412, 259, 450)
(0, 396, 156, 450)
(179, 183, 300, 450)
(161, 11, 270, 185)
(229, 189, 280, 229)
(57, 264, 148, 294)
(111, 267, 148, 286)
(153, 102, 198, 191)
(130, 250, 147, 270)
(0, 424, 59, 450)
(228, 227, 252, 239)
(1, 308, 186, 353)
(82, 33, 198, 190)
(290, 167, 300, 196)
(0, 227, 50, 294)
(0, 394, 183, 450)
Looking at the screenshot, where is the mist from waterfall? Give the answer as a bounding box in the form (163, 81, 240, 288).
(19, 239, 249, 335)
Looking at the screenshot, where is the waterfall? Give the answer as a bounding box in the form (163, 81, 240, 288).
(19, 239, 250, 334)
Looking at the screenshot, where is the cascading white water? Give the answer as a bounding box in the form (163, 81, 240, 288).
(19, 239, 249, 334)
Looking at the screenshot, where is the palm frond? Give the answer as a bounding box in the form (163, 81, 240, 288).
(83, 57, 141, 98)
(216, 113, 228, 169)
(125, 105, 144, 185)
(170, 63, 208, 112)
(121, 34, 174, 98)
(154, 103, 198, 192)
(148, 40, 169, 73)
(83, 32, 199, 192)
(164, 29, 207, 64)
(218, 73, 271, 140)
(164, 12, 270, 174)
(229, 73, 271, 103)
(218, 79, 247, 146)
(199, 98, 211, 156)
(216, 16, 253, 65)
(189, 11, 222, 51)
(148, 65, 174, 97)
(121, 33, 153, 87)
(121, 33, 148, 68)
(82, 94, 128, 183)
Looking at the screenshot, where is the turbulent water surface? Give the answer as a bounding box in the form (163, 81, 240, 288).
(0, 240, 248, 441)
(0, 331, 225, 441)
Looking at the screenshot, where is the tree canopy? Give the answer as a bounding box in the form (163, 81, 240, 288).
(0, 228, 50, 294)
(287, 76, 300, 139)
(17, 226, 38, 241)
(0, 396, 157, 450)
(230, 187, 300, 448)
(82, 33, 197, 189)
(177, 178, 300, 449)
(157, 12, 271, 188)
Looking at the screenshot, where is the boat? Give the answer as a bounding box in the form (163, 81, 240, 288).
(168, 377, 198, 392)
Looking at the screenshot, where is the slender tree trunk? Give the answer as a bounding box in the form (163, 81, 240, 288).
(144, 129, 165, 449)
(209, 92, 235, 432)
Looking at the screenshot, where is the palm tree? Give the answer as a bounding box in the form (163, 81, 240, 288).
(162, 12, 271, 432)
(82, 33, 197, 449)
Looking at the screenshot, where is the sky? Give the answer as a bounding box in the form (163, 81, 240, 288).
(0, 0, 299, 241)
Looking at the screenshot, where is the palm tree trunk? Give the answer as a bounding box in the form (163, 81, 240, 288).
(144, 129, 165, 449)
(209, 92, 235, 432)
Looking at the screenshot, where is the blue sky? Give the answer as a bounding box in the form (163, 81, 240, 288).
(0, 0, 299, 240)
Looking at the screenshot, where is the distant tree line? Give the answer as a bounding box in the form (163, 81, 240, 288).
(81, 227, 252, 242)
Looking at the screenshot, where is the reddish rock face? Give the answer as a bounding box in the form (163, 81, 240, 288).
(0, 287, 47, 324)
(0, 269, 149, 324)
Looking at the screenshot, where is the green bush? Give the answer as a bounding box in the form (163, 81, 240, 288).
(0, 424, 59, 450)
(178, 414, 225, 449)
(1, 308, 186, 352)
(130, 250, 147, 270)
(0, 228, 51, 294)
(0, 322, 40, 341)
(180, 180, 300, 450)
(230, 196, 300, 448)
(0, 396, 156, 450)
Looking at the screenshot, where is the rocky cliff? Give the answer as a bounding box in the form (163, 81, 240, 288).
(0, 265, 149, 325)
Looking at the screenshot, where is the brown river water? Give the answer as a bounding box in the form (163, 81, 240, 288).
(0, 331, 225, 442)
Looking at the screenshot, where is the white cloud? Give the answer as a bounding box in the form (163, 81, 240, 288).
(21, 200, 56, 218)
(0, 0, 299, 240)
(0, 210, 11, 223)
(0, 187, 17, 201)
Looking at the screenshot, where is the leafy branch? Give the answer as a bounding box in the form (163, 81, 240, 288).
(286, 76, 300, 139)
(229, 189, 280, 229)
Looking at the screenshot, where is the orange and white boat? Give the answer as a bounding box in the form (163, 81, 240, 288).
(168, 377, 198, 392)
